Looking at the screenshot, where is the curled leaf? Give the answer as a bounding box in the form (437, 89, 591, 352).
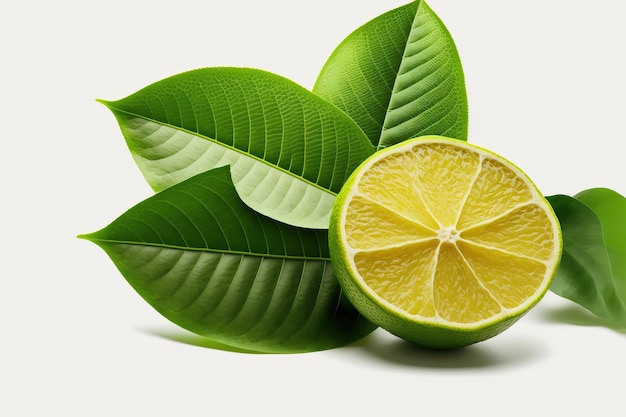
(100, 67, 374, 229)
(547, 189, 626, 328)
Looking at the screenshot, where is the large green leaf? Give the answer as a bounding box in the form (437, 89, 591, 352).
(80, 166, 376, 353)
(547, 189, 626, 328)
(313, 0, 468, 149)
(99, 67, 375, 229)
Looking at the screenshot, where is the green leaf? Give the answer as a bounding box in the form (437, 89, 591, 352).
(99, 67, 375, 229)
(547, 189, 626, 328)
(80, 166, 376, 353)
(313, 0, 468, 149)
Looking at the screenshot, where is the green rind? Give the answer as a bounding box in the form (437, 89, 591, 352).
(329, 136, 561, 349)
(313, 1, 468, 150)
(100, 67, 375, 229)
(81, 166, 375, 353)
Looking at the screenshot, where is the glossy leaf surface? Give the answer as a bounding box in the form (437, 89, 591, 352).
(548, 189, 626, 328)
(80, 167, 376, 353)
(100, 67, 375, 229)
(313, 0, 468, 149)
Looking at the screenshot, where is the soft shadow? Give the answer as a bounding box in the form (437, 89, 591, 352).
(539, 303, 626, 333)
(140, 326, 549, 366)
(343, 330, 547, 369)
(139, 327, 263, 354)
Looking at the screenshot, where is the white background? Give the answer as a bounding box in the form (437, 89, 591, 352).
(2, 0, 626, 415)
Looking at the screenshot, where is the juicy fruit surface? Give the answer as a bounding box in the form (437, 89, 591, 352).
(331, 137, 561, 346)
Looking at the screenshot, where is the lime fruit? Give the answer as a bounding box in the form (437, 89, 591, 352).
(329, 136, 562, 349)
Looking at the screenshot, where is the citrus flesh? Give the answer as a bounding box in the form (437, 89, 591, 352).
(329, 136, 562, 349)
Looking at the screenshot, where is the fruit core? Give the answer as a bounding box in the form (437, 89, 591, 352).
(437, 227, 460, 243)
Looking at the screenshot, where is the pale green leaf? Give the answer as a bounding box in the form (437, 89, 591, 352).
(99, 67, 374, 229)
(314, 0, 468, 149)
(80, 166, 376, 353)
(548, 189, 626, 328)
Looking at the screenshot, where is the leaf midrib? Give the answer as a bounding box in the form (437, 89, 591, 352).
(378, 0, 423, 151)
(99, 101, 339, 198)
(80, 236, 331, 262)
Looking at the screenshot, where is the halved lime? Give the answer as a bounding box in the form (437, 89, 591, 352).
(329, 136, 562, 348)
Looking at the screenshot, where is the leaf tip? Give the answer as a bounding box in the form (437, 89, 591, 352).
(77, 232, 95, 242)
(95, 98, 113, 109)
